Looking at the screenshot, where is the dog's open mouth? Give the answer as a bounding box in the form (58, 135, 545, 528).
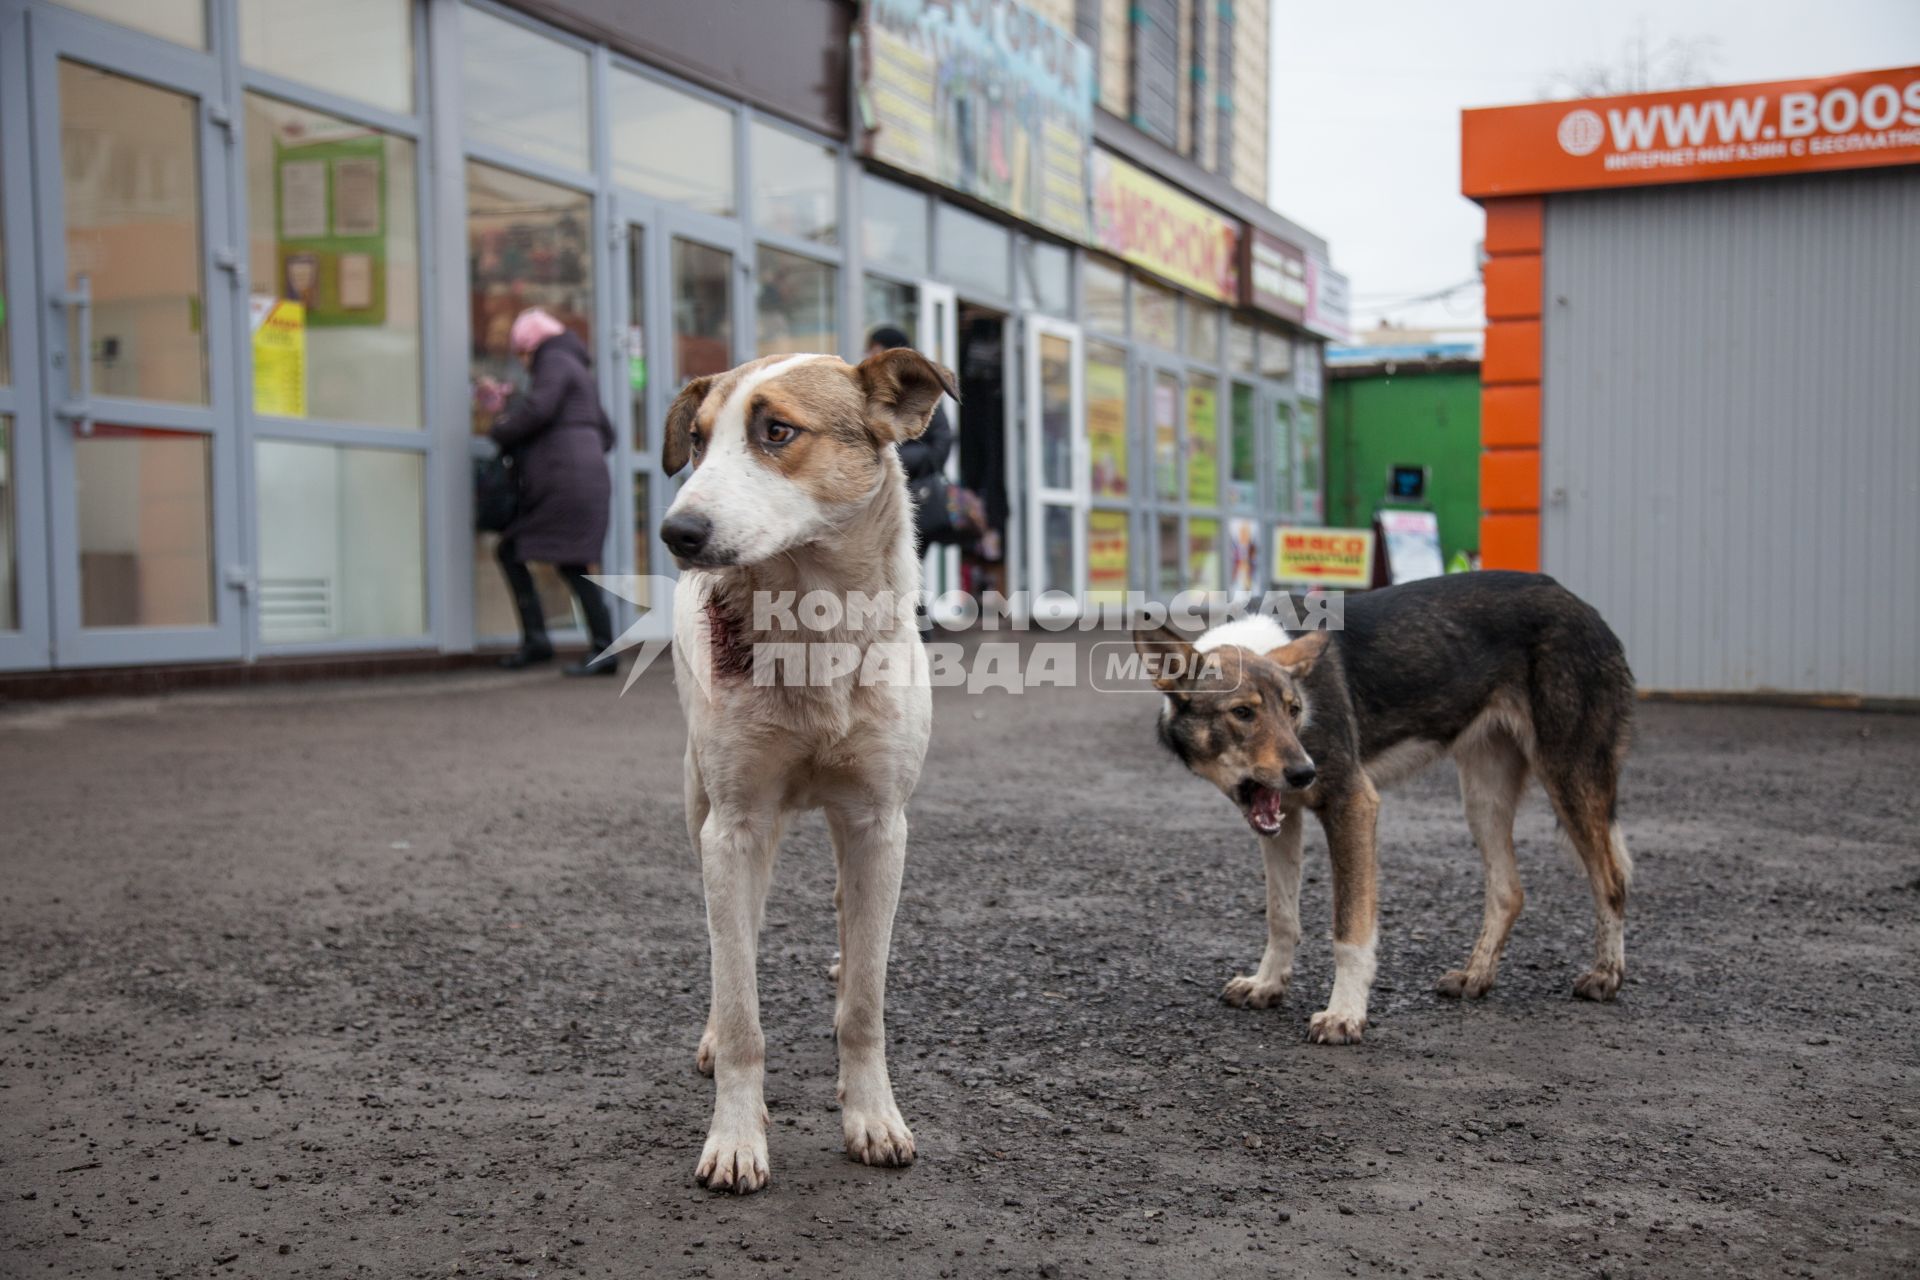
(1236, 780, 1287, 836)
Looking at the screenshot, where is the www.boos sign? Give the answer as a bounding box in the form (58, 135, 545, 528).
(1463, 65, 1920, 197)
(857, 0, 1094, 243)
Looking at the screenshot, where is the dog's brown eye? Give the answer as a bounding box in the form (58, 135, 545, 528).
(765, 421, 798, 445)
(1231, 705, 1256, 723)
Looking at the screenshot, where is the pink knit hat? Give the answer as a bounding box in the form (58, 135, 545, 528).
(508, 307, 568, 356)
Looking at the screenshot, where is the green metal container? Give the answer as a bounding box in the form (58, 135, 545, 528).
(1325, 361, 1481, 565)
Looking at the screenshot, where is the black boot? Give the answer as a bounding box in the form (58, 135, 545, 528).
(561, 565, 617, 677)
(498, 544, 554, 669)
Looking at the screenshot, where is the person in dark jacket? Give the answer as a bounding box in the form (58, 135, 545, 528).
(483, 308, 617, 676)
(866, 325, 952, 553)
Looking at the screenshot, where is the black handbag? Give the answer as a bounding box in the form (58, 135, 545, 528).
(474, 453, 519, 533)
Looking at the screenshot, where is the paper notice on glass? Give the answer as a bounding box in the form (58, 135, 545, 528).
(331, 155, 381, 237)
(338, 252, 374, 310)
(279, 160, 327, 239)
(252, 300, 307, 419)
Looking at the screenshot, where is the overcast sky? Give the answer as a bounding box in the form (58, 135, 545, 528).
(1267, 0, 1920, 336)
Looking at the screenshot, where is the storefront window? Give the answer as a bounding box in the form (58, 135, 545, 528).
(462, 6, 590, 173)
(611, 68, 734, 218)
(1037, 331, 1074, 490)
(673, 238, 733, 382)
(55, 0, 203, 46)
(1258, 322, 1294, 380)
(240, 0, 414, 115)
(1084, 255, 1126, 334)
(1186, 305, 1220, 364)
(1133, 276, 1179, 351)
(76, 427, 213, 627)
(936, 204, 1009, 300)
(1156, 515, 1181, 595)
(1228, 320, 1256, 376)
(0, 148, 8, 388)
(1296, 401, 1324, 522)
(861, 175, 927, 278)
(1152, 370, 1179, 502)
(1087, 509, 1129, 603)
(751, 121, 837, 245)
(1186, 374, 1219, 507)
(864, 276, 916, 347)
(61, 62, 207, 405)
(1272, 400, 1294, 518)
(1229, 383, 1257, 507)
(467, 162, 593, 640)
(756, 246, 836, 357)
(256, 442, 426, 644)
(1188, 517, 1221, 591)
(466, 162, 592, 423)
(1086, 341, 1128, 500)
(1040, 506, 1074, 596)
(0, 418, 14, 630)
(626, 227, 647, 450)
(1020, 241, 1072, 315)
(245, 95, 421, 429)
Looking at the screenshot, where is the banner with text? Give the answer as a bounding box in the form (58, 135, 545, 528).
(858, 0, 1093, 244)
(1463, 66, 1920, 197)
(1091, 150, 1240, 302)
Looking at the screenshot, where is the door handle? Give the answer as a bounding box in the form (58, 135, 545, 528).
(50, 274, 93, 436)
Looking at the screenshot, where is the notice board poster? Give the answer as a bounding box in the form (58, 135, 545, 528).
(1086, 357, 1128, 498)
(1087, 509, 1130, 603)
(275, 135, 388, 327)
(1186, 382, 1218, 507)
(1378, 509, 1445, 584)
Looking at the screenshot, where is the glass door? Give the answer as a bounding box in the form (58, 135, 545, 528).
(29, 11, 243, 666)
(1024, 315, 1082, 614)
(915, 281, 959, 613)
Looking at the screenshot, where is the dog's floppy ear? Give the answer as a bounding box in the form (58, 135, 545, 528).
(662, 375, 713, 476)
(854, 347, 957, 445)
(1133, 623, 1199, 691)
(1271, 629, 1330, 678)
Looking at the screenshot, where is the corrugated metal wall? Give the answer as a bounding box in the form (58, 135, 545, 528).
(1542, 167, 1920, 699)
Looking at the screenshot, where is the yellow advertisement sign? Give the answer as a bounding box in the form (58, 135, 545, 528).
(1186, 381, 1218, 507)
(1274, 526, 1375, 588)
(1091, 151, 1240, 301)
(251, 297, 307, 419)
(1086, 356, 1128, 498)
(1087, 509, 1130, 603)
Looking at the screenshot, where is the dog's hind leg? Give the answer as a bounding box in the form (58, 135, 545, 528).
(1310, 778, 1381, 1045)
(1438, 732, 1529, 999)
(1540, 764, 1631, 1002)
(825, 802, 916, 1168)
(693, 802, 783, 1193)
(1223, 809, 1304, 1008)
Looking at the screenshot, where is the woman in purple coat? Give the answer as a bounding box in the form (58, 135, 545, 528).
(483, 309, 617, 676)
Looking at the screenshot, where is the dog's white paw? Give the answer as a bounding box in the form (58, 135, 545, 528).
(827, 953, 841, 982)
(1308, 1008, 1367, 1045)
(1573, 965, 1622, 1002)
(694, 1027, 716, 1076)
(695, 1126, 769, 1194)
(1435, 968, 1494, 1000)
(843, 1105, 916, 1168)
(1221, 972, 1290, 1008)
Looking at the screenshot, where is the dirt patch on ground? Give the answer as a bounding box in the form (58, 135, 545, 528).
(3, 635, 1917, 1277)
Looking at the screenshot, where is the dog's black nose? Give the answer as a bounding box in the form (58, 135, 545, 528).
(660, 512, 712, 559)
(1284, 763, 1317, 790)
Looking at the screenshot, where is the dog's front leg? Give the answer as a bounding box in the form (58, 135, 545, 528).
(1311, 781, 1380, 1045)
(825, 803, 915, 1168)
(694, 805, 781, 1193)
(1223, 809, 1304, 1008)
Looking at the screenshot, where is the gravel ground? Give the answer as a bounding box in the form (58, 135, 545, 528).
(3, 632, 1917, 1279)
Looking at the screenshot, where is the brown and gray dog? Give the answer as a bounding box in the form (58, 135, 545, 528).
(659, 349, 955, 1192)
(1136, 572, 1635, 1043)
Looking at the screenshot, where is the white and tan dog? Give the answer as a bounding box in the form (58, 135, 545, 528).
(658, 348, 953, 1194)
